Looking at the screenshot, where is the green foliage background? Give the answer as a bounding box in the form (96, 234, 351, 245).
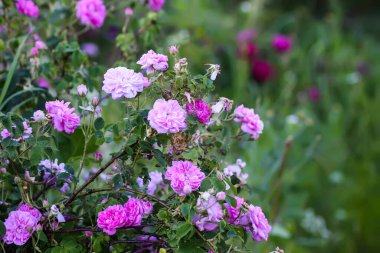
(159, 0, 379, 252)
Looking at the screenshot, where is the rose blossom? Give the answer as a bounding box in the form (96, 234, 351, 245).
(76, 0, 107, 28)
(224, 197, 245, 224)
(3, 210, 39, 245)
(45, 100, 80, 134)
(15, 0, 39, 18)
(165, 160, 205, 196)
(124, 198, 152, 227)
(148, 99, 187, 134)
(102, 67, 148, 99)
(239, 205, 271, 241)
(186, 99, 212, 124)
(137, 50, 168, 74)
(233, 105, 264, 140)
(97, 205, 128, 235)
(77, 84, 88, 96)
(272, 34, 292, 53)
(17, 204, 42, 221)
(147, 0, 165, 12)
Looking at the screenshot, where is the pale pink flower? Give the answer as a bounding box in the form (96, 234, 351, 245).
(32, 110, 45, 122)
(124, 7, 133, 16)
(147, 0, 165, 12)
(35, 41, 46, 50)
(137, 50, 168, 75)
(85, 231, 92, 237)
(216, 192, 226, 201)
(233, 105, 264, 140)
(165, 160, 205, 196)
(45, 100, 80, 134)
(169, 45, 178, 54)
(1, 128, 11, 139)
(15, 0, 39, 18)
(192, 214, 219, 232)
(3, 210, 39, 245)
(102, 67, 147, 99)
(239, 205, 271, 241)
(76, 0, 107, 28)
(147, 171, 164, 195)
(148, 99, 187, 134)
(30, 47, 38, 56)
(77, 84, 88, 96)
(97, 205, 128, 235)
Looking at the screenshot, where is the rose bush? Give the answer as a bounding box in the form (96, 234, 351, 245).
(0, 0, 272, 252)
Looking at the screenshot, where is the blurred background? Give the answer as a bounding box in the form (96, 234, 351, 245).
(157, 0, 380, 252)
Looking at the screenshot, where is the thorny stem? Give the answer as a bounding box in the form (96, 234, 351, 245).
(123, 187, 170, 209)
(64, 151, 126, 207)
(195, 228, 217, 252)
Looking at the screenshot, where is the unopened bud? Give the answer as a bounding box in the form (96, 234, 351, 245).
(92, 97, 99, 106)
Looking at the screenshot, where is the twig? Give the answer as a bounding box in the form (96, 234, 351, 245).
(64, 151, 126, 207)
(123, 187, 170, 209)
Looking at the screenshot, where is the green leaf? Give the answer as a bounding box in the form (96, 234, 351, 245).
(157, 209, 169, 221)
(176, 222, 193, 241)
(210, 178, 225, 192)
(94, 117, 105, 130)
(181, 203, 191, 218)
(0, 34, 30, 108)
(153, 149, 166, 166)
(0, 220, 6, 236)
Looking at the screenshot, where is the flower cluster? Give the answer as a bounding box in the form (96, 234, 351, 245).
(39, 159, 71, 193)
(224, 198, 271, 241)
(76, 0, 107, 28)
(102, 67, 149, 99)
(3, 204, 41, 245)
(15, 0, 39, 18)
(165, 160, 205, 196)
(45, 100, 80, 134)
(223, 159, 249, 185)
(137, 50, 169, 74)
(148, 99, 187, 134)
(234, 105, 264, 140)
(193, 191, 224, 231)
(97, 198, 153, 235)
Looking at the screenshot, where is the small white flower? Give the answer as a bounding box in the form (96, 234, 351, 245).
(207, 64, 221, 81)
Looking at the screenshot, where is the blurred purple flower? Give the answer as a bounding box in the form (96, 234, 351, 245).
(308, 87, 320, 103)
(81, 42, 99, 57)
(251, 59, 274, 84)
(272, 34, 292, 53)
